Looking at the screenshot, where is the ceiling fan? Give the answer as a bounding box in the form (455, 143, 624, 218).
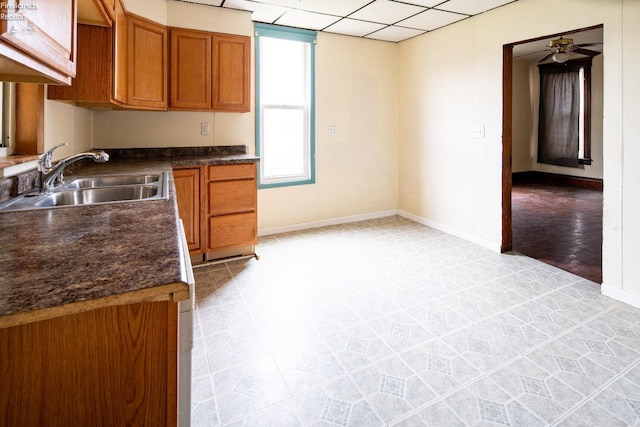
(538, 36, 602, 64)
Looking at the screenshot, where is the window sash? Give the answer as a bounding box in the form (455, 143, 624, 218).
(260, 105, 310, 183)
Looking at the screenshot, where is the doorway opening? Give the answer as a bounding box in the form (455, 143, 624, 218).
(502, 25, 604, 283)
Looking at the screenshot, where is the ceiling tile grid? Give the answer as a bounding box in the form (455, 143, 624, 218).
(173, 0, 519, 42)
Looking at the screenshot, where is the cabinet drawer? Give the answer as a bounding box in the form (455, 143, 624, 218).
(208, 164, 255, 181)
(208, 180, 256, 216)
(208, 213, 257, 251)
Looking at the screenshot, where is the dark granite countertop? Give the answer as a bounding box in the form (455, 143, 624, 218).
(0, 147, 259, 327)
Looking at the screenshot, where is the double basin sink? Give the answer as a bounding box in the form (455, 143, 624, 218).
(0, 172, 169, 212)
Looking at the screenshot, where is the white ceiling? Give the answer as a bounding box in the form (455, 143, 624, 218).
(174, 0, 520, 42)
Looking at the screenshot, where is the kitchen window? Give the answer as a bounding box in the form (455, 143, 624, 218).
(255, 23, 316, 188)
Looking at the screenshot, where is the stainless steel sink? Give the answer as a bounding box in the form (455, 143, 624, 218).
(0, 172, 169, 212)
(34, 186, 159, 207)
(61, 174, 160, 189)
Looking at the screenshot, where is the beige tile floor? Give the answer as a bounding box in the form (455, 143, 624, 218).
(190, 216, 640, 426)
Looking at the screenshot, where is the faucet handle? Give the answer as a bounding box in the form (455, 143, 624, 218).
(39, 143, 69, 171)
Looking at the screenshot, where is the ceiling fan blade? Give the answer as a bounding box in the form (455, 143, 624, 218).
(576, 42, 603, 48)
(514, 49, 548, 59)
(537, 52, 554, 63)
(574, 47, 601, 57)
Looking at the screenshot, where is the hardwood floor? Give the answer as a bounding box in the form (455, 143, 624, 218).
(512, 180, 603, 283)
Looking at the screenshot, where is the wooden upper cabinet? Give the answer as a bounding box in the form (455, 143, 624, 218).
(127, 15, 167, 109)
(170, 28, 212, 110)
(212, 33, 250, 112)
(0, 0, 77, 85)
(47, 24, 113, 105)
(112, 0, 127, 104)
(48, 0, 168, 110)
(169, 30, 250, 112)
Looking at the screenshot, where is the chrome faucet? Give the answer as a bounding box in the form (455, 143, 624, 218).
(38, 143, 109, 192)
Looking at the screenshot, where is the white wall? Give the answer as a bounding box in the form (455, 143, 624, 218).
(259, 32, 399, 232)
(398, 0, 640, 303)
(398, 20, 501, 248)
(511, 60, 534, 173)
(44, 100, 93, 159)
(616, 0, 640, 305)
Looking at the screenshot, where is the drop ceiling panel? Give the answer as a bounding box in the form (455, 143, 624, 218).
(437, 0, 516, 16)
(172, 0, 521, 42)
(294, 0, 373, 17)
(349, 0, 426, 25)
(398, 9, 467, 31)
(324, 19, 387, 38)
(248, 0, 299, 7)
(223, 0, 288, 22)
(366, 26, 425, 42)
(396, 0, 445, 7)
(276, 9, 341, 30)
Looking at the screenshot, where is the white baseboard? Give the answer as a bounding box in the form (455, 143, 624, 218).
(397, 209, 501, 252)
(258, 210, 398, 236)
(601, 284, 640, 309)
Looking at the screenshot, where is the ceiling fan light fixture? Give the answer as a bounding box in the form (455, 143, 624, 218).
(552, 51, 570, 63)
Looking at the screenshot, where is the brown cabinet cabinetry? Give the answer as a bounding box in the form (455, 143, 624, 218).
(0, 0, 77, 85)
(169, 29, 250, 112)
(174, 167, 202, 252)
(48, 0, 168, 110)
(0, 301, 179, 426)
(212, 33, 251, 112)
(174, 163, 257, 258)
(47, 0, 248, 112)
(207, 164, 257, 251)
(170, 28, 212, 110)
(47, 24, 113, 106)
(127, 14, 168, 109)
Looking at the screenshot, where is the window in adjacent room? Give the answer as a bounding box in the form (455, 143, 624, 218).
(255, 23, 316, 188)
(537, 59, 592, 167)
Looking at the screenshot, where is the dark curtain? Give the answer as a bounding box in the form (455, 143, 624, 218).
(537, 64, 581, 167)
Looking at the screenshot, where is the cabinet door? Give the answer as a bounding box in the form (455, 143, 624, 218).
(127, 14, 167, 110)
(208, 212, 257, 251)
(212, 33, 250, 112)
(0, 0, 77, 84)
(174, 168, 201, 253)
(170, 28, 212, 110)
(0, 301, 179, 426)
(47, 24, 113, 104)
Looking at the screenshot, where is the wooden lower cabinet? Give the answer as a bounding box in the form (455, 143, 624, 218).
(0, 301, 179, 426)
(173, 167, 201, 252)
(206, 164, 257, 252)
(174, 163, 257, 258)
(208, 212, 257, 251)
